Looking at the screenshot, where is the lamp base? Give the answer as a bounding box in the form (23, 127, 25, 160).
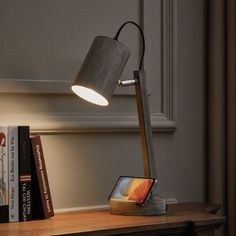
(109, 195, 166, 216)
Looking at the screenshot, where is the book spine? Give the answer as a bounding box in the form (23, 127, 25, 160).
(0, 127, 9, 223)
(8, 126, 19, 222)
(18, 126, 31, 221)
(31, 135, 54, 218)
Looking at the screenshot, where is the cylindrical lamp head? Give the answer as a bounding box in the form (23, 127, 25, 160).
(72, 36, 130, 106)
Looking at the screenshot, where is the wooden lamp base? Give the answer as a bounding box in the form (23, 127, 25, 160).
(109, 195, 166, 216)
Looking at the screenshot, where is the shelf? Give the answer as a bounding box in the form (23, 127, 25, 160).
(0, 203, 226, 236)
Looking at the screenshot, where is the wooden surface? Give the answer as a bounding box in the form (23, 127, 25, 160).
(0, 203, 226, 236)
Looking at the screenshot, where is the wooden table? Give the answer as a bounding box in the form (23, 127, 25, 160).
(0, 203, 226, 236)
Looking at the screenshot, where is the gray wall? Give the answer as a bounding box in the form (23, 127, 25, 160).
(0, 0, 207, 211)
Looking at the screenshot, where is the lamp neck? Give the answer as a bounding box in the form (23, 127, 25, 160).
(133, 71, 157, 178)
(113, 21, 145, 71)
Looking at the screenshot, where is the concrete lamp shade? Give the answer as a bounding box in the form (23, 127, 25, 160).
(72, 36, 130, 106)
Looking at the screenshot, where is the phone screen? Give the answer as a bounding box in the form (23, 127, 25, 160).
(109, 176, 157, 205)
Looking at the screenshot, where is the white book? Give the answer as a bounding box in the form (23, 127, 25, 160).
(8, 126, 19, 222)
(0, 126, 8, 208)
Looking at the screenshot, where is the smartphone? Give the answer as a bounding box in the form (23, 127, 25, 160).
(109, 176, 157, 205)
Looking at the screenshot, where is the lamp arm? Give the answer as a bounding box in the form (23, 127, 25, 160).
(134, 71, 157, 178)
(119, 71, 157, 179)
(113, 21, 145, 70)
(115, 22, 156, 178)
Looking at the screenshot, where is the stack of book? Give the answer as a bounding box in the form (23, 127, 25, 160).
(0, 126, 54, 223)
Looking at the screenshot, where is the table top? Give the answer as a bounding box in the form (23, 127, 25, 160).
(0, 203, 226, 236)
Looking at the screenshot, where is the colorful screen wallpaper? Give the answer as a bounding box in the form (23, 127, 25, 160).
(110, 177, 156, 204)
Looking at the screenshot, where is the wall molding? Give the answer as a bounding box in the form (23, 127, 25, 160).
(54, 204, 109, 214)
(0, 79, 73, 94)
(0, 0, 177, 134)
(0, 112, 175, 134)
(0, 78, 136, 95)
(161, 0, 177, 126)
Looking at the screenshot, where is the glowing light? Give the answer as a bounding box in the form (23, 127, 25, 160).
(71, 85, 108, 106)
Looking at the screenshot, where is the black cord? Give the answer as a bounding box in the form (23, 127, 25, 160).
(113, 21, 145, 71)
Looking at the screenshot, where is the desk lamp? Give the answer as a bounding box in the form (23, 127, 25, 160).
(72, 21, 166, 215)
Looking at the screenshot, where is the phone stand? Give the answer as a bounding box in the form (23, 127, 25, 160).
(109, 195, 166, 216)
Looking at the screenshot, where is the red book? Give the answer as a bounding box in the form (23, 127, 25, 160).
(30, 135, 54, 219)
